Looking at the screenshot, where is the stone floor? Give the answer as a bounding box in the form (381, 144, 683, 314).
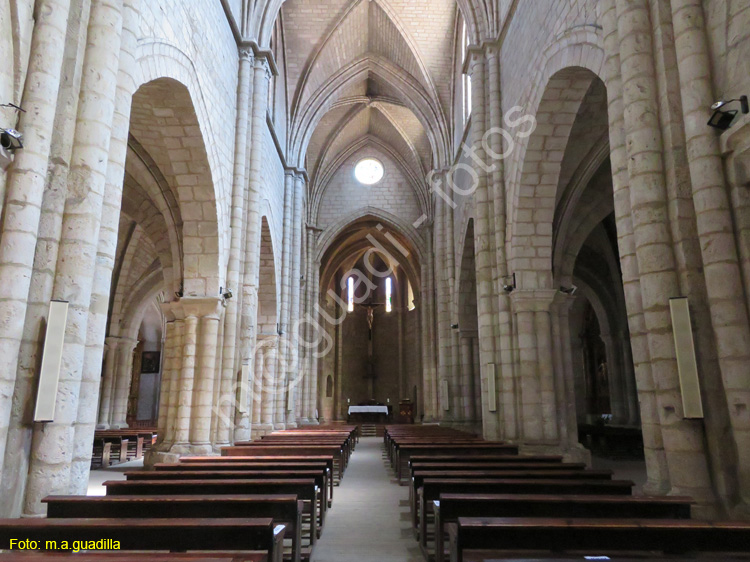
(87, 458, 143, 495)
(311, 437, 423, 562)
(84, 438, 648, 561)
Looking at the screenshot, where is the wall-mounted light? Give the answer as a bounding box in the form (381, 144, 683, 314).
(708, 95, 749, 130)
(1, 102, 26, 152)
(502, 273, 516, 293)
(559, 285, 577, 295)
(1, 128, 23, 150)
(221, 287, 233, 300)
(450, 323, 459, 330)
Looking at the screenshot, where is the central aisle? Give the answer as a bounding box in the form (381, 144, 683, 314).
(311, 436, 423, 562)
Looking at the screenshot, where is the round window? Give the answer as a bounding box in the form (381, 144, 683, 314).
(354, 158, 384, 185)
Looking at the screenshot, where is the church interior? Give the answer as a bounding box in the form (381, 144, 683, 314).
(1, 0, 750, 559)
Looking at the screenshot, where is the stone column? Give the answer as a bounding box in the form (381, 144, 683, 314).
(550, 293, 579, 451)
(0, 0, 73, 472)
(72, 0, 139, 492)
(171, 313, 198, 452)
(261, 338, 277, 433)
(236, 54, 271, 442)
(22, 0, 124, 517)
(287, 172, 304, 427)
(97, 338, 120, 429)
(434, 190, 450, 420)
(217, 46, 254, 448)
(110, 338, 137, 428)
(670, 0, 750, 509)
(420, 223, 438, 422)
(600, 0, 669, 495)
(154, 315, 175, 440)
(460, 334, 476, 423)
(189, 299, 222, 453)
(468, 50, 500, 440)
(616, 0, 716, 510)
(252, 344, 265, 428)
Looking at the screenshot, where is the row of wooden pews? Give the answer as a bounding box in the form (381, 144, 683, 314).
(91, 429, 157, 468)
(385, 425, 750, 562)
(0, 425, 357, 562)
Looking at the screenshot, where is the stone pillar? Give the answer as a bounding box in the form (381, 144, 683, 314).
(172, 313, 198, 451)
(72, 0, 139, 492)
(600, 0, 669, 496)
(261, 339, 277, 432)
(616, 0, 716, 511)
(434, 190, 450, 421)
(0, 0, 73, 473)
(97, 338, 119, 429)
(460, 334, 476, 423)
(154, 316, 175, 440)
(287, 172, 304, 427)
(670, 0, 750, 511)
(468, 50, 500, 440)
(217, 46, 254, 448)
(189, 299, 222, 454)
(110, 338, 137, 428)
(22, 0, 124, 516)
(236, 54, 271, 442)
(550, 293, 580, 452)
(253, 344, 265, 428)
(420, 223, 438, 422)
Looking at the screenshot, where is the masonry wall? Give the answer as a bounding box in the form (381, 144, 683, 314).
(316, 147, 422, 229)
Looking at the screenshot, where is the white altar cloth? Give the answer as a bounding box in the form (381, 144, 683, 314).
(348, 405, 389, 414)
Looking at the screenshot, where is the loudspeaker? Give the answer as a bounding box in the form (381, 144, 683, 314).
(440, 379, 450, 411)
(238, 364, 249, 414)
(487, 363, 497, 412)
(669, 297, 704, 419)
(34, 300, 69, 422)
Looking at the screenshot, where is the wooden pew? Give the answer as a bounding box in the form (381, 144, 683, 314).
(124, 470, 329, 522)
(415, 478, 634, 537)
(103, 479, 320, 543)
(409, 469, 614, 522)
(0, 518, 285, 562)
(395, 444, 520, 480)
(447, 517, 750, 562)
(222, 446, 345, 481)
(156, 461, 334, 506)
(42, 495, 304, 562)
(430, 494, 693, 562)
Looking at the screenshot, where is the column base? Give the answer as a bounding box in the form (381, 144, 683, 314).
(252, 423, 275, 438)
(95, 423, 110, 430)
(298, 419, 319, 426)
(273, 423, 286, 430)
(109, 421, 129, 429)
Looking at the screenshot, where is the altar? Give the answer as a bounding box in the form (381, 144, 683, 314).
(347, 405, 391, 423)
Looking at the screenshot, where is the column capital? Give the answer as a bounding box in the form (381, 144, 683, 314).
(238, 45, 254, 63)
(173, 296, 224, 320)
(510, 289, 558, 312)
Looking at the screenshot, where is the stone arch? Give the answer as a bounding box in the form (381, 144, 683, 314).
(128, 75, 222, 298)
(317, 206, 426, 266)
(509, 62, 605, 290)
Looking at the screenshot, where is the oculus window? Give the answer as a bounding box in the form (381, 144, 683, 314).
(354, 158, 384, 185)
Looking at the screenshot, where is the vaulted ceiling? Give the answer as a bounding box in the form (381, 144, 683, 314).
(280, 0, 460, 216)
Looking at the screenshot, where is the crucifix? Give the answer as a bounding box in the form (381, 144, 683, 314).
(355, 299, 384, 398)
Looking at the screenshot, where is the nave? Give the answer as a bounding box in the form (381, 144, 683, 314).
(3, 426, 750, 561)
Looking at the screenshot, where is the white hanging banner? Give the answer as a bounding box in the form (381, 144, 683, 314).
(34, 300, 69, 422)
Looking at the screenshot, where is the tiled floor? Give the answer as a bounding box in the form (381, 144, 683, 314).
(311, 437, 422, 562)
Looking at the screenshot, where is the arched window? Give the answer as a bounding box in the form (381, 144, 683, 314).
(462, 22, 472, 124)
(407, 279, 416, 311)
(385, 277, 392, 313)
(347, 276, 354, 312)
(326, 375, 333, 398)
